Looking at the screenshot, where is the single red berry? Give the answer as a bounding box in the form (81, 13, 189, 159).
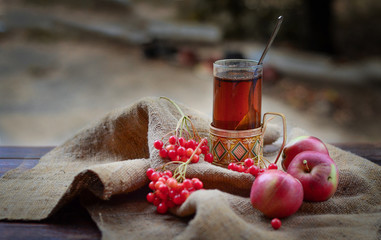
(248, 165, 260, 177)
(186, 148, 194, 157)
(146, 168, 155, 178)
(258, 168, 266, 176)
(163, 170, 173, 178)
(169, 189, 177, 199)
(178, 137, 186, 146)
(200, 145, 209, 154)
(167, 178, 177, 189)
(146, 192, 155, 203)
(154, 140, 164, 150)
(268, 163, 278, 170)
(149, 181, 156, 190)
(228, 163, 235, 170)
(155, 181, 164, 190)
(230, 163, 238, 171)
(180, 189, 190, 199)
(191, 177, 200, 183)
(168, 135, 177, 145)
(192, 139, 199, 148)
(158, 184, 169, 195)
(168, 150, 177, 160)
(153, 196, 161, 206)
(190, 139, 197, 148)
(237, 164, 246, 172)
(157, 177, 166, 182)
(175, 182, 184, 192)
(177, 146, 186, 156)
(149, 172, 160, 181)
(192, 178, 203, 189)
(173, 194, 184, 205)
(157, 202, 168, 214)
(244, 158, 254, 167)
(205, 153, 213, 163)
(183, 179, 193, 190)
(179, 194, 187, 204)
(166, 144, 176, 151)
(191, 154, 199, 163)
(195, 147, 202, 155)
(186, 139, 196, 149)
(159, 148, 168, 158)
(271, 218, 282, 230)
(156, 190, 167, 200)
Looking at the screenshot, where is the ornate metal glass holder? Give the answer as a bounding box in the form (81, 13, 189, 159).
(210, 112, 286, 168)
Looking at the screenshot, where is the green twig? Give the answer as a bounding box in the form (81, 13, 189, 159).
(172, 138, 207, 182)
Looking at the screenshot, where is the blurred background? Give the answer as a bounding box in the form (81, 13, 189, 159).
(1, 0, 381, 146)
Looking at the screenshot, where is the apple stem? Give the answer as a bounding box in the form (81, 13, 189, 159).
(303, 160, 311, 173)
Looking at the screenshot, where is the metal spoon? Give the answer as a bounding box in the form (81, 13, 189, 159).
(235, 16, 283, 130)
(258, 16, 283, 65)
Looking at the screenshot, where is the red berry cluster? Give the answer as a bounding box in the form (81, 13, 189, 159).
(146, 168, 204, 214)
(147, 97, 212, 214)
(228, 158, 278, 177)
(154, 135, 214, 164)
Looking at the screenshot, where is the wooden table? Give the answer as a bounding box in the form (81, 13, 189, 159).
(0, 144, 380, 239)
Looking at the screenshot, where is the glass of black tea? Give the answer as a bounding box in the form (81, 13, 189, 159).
(212, 59, 263, 131)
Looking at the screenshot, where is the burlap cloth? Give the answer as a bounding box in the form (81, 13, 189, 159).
(1, 97, 380, 240)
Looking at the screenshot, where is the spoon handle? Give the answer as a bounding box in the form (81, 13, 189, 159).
(258, 16, 283, 65)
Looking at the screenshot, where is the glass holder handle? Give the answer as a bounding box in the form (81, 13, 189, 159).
(262, 112, 287, 165)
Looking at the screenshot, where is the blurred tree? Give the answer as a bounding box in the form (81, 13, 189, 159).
(177, 0, 381, 58)
(303, 0, 335, 55)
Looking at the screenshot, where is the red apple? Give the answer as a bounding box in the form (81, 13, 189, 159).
(287, 151, 339, 202)
(281, 136, 329, 171)
(250, 170, 303, 218)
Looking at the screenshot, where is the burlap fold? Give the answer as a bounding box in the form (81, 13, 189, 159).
(0, 97, 380, 240)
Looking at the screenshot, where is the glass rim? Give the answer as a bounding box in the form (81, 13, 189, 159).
(213, 59, 262, 70)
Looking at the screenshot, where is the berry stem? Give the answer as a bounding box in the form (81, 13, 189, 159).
(156, 138, 207, 183)
(180, 117, 190, 139)
(160, 96, 186, 118)
(160, 96, 200, 141)
(159, 161, 184, 171)
(173, 138, 207, 182)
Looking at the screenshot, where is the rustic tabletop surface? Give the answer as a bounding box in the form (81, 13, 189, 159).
(0, 144, 380, 239)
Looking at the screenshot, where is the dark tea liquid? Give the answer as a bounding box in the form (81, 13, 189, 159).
(212, 70, 262, 130)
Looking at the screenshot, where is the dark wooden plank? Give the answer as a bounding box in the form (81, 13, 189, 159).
(332, 143, 381, 165)
(0, 159, 39, 177)
(0, 146, 54, 159)
(0, 198, 101, 240)
(0, 222, 100, 240)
